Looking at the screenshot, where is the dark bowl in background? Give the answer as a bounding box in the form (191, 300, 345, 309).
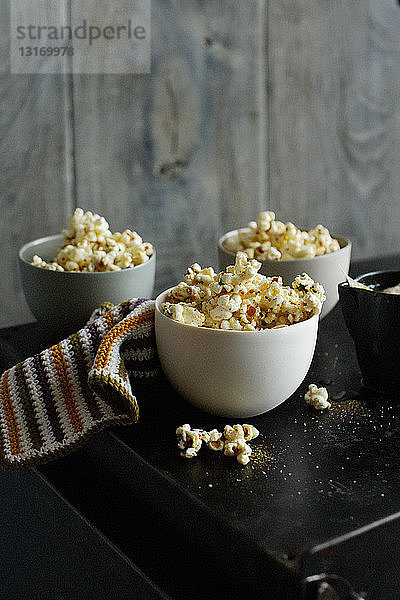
(338, 270, 400, 395)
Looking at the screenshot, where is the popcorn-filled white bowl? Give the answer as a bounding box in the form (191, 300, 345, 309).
(155, 289, 319, 418)
(19, 234, 156, 336)
(218, 230, 351, 319)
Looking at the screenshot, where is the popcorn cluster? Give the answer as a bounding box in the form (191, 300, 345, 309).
(224, 211, 340, 261)
(162, 252, 325, 330)
(176, 423, 259, 465)
(304, 384, 331, 410)
(32, 208, 153, 272)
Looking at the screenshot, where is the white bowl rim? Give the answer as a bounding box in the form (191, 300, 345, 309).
(218, 228, 351, 264)
(156, 287, 319, 335)
(19, 233, 156, 274)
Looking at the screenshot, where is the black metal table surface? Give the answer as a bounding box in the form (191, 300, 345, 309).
(1, 255, 400, 600)
(0, 464, 171, 600)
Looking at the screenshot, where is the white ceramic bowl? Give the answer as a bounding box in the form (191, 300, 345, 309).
(218, 230, 351, 319)
(155, 289, 319, 418)
(19, 234, 156, 336)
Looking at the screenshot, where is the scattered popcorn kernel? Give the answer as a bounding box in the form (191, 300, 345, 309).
(199, 430, 211, 444)
(162, 253, 325, 330)
(207, 429, 224, 451)
(225, 211, 340, 261)
(304, 384, 331, 410)
(31, 208, 153, 272)
(224, 424, 246, 442)
(224, 439, 252, 465)
(184, 447, 198, 459)
(242, 424, 260, 441)
(176, 424, 205, 458)
(237, 451, 252, 466)
(177, 423, 260, 465)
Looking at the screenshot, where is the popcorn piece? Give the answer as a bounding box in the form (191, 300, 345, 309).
(304, 384, 331, 410)
(226, 211, 340, 261)
(162, 253, 325, 330)
(162, 302, 205, 327)
(242, 424, 260, 442)
(176, 424, 205, 458)
(199, 430, 211, 444)
(31, 208, 153, 272)
(207, 429, 224, 451)
(224, 439, 252, 465)
(209, 306, 233, 321)
(224, 424, 246, 442)
(32, 255, 64, 271)
(223, 424, 258, 464)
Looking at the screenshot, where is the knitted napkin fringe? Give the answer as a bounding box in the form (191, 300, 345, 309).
(0, 298, 159, 470)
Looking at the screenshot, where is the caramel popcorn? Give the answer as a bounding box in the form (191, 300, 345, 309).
(162, 253, 325, 330)
(224, 211, 340, 261)
(32, 208, 153, 272)
(304, 384, 331, 410)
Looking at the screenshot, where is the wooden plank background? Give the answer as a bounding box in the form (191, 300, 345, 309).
(0, 1, 75, 326)
(1, 0, 400, 327)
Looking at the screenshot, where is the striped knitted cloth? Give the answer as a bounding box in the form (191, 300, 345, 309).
(0, 298, 159, 470)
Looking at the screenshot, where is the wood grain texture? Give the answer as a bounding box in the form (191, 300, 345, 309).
(2, 0, 400, 328)
(71, 0, 266, 294)
(267, 0, 400, 259)
(0, 1, 74, 327)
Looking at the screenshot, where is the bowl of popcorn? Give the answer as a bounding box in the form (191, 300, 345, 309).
(155, 253, 325, 418)
(218, 211, 351, 318)
(19, 208, 155, 335)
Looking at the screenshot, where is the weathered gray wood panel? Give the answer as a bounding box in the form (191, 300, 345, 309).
(0, 1, 74, 327)
(268, 0, 400, 259)
(71, 0, 267, 294)
(2, 0, 400, 329)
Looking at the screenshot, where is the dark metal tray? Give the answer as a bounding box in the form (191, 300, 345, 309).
(2, 255, 400, 599)
(0, 453, 170, 599)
